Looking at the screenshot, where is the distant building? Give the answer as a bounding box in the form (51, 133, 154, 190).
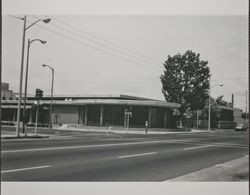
(1, 83, 17, 100)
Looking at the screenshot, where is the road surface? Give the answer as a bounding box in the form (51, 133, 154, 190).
(1, 128, 249, 181)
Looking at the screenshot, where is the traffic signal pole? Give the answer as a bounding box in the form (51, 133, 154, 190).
(49, 69, 54, 129)
(35, 101, 39, 136)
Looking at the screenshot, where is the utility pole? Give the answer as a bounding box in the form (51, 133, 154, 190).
(246, 90, 248, 123)
(16, 16, 27, 137)
(35, 100, 39, 136)
(196, 110, 199, 129)
(208, 84, 223, 131)
(208, 89, 211, 131)
(42, 64, 54, 129)
(22, 39, 47, 135)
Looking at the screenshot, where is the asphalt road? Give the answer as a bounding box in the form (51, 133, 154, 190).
(1, 127, 249, 181)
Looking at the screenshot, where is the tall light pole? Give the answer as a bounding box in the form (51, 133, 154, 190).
(42, 64, 54, 129)
(208, 84, 223, 131)
(15, 16, 51, 137)
(246, 90, 248, 124)
(22, 39, 47, 136)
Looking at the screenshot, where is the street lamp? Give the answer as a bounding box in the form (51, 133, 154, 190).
(42, 64, 54, 129)
(208, 84, 223, 131)
(16, 16, 51, 137)
(22, 39, 47, 136)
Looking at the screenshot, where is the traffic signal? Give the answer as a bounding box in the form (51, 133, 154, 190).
(39, 90, 43, 99)
(35, 88, 43, 99)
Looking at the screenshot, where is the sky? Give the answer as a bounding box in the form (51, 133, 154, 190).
(2, 15, 248, 110)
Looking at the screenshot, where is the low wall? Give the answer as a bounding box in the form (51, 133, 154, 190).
(218, 121, 236, 129)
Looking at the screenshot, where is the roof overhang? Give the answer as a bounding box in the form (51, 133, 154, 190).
(44, 99, 180, 108)
(1, 99, 180, 109)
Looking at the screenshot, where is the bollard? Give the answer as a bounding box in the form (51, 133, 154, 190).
(145, 121, 148, 134)
(107, 126, 111, 136)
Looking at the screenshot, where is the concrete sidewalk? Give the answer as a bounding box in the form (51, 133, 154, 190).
(167, 155, 249, 181)
(1, 132, 50, 139)
(1, 125, 235, 138)
(55, 124, 211, 135)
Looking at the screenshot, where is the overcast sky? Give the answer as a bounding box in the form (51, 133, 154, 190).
(2, 15, 248, 110)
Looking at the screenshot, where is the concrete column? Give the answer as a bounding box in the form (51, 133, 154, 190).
(29, 108, 33, 123)
(100, 105, 103, 126)
(148, 107, 152, 128)
(13, 109, 17, 122)
(77, 107, 80, 124)
(84, 106, 88, 125)
(124, 107, 127, 127)
(164, 109, 167, 128)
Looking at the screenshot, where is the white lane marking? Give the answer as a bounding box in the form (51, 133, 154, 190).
(184, 145, 211, 150)
(2, 139, 248, 154)
(49, 135, 75, 139)
(118, 152, 157, 159)
(2, 140, 162, 153)
(215, 164, 232, 168)
(180, 140, 248, 149)
(1, 165, 51, 173)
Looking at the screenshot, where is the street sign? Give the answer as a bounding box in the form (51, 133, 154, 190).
(125, 111, 132, 114)
(125, 111, 132, 117)
(125, 111, 133, 134)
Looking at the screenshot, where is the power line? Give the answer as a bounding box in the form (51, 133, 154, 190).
(61, 80, 160, 86)
(31, 16, 163, 70)
(213, 77, 248, 81)
(50, 21, 161, 68)
(26, 20, 162, 72)
(51, 16, 163, 64)
(9, 16, 160, 72)
(9, 15, 24, 20)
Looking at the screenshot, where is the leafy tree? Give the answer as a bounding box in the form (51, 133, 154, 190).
(200, 96, 222, 120)
(160, 50, 210, 119)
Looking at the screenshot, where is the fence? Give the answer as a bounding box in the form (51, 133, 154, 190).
(217, 121, 236, 129)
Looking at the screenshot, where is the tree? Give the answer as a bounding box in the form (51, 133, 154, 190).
(200, 96, 222, 119)
(160, 50, 210, 119)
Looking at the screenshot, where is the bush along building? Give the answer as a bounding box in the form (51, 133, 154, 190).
(1, 94, 181, 129)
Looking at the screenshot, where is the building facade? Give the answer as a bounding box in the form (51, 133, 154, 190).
(1, 94, 180, 128)
(1, 83, 17, 100)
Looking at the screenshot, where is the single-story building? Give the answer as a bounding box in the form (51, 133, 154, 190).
(1, 94, 181, 128)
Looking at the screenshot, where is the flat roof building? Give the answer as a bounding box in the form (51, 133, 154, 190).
(1, 94, 181, 128)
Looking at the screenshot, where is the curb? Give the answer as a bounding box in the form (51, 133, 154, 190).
(1, 135, 50, 139)
(55, 127, 193, 135)
(166, 155, 249, 181)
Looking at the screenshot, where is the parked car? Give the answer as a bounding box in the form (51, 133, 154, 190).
(235, 123, 248, 131)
